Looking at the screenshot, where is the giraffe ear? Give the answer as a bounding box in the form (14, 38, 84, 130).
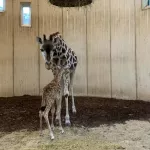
(53, 36, 60, 45)
(36, 37, 42, 44)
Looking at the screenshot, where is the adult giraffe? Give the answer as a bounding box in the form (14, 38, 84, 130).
(36, 32, 78, 125)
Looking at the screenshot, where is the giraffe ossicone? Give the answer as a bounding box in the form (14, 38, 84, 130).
(36, 32, 78, 125)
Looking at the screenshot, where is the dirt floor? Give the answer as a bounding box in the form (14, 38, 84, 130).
(0, 96, 150, 150)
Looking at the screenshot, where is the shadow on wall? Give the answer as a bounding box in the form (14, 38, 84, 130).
(0, 96, 150, 133)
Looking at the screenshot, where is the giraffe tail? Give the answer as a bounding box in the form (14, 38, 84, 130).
(40, 93, 46, 112)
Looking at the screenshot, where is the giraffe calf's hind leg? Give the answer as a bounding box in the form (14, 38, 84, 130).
(43, 109, 54, 140)
(51, 105, 55, 131)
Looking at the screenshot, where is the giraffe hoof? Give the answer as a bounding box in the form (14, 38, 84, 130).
(51, 136, 55, 140)
(61, 130, 64, 134)
(65, 120, 71, 126)
(72, 107, 77, 114)
(60, 128, 64, 134)
(39, 132, 43, 137)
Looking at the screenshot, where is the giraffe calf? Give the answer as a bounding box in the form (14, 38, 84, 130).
(39, 66, 67, 140)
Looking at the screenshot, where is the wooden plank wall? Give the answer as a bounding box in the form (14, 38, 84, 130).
(136, 0, 150, 100)
(2, 0, 150, 101)
(87, 0, 111, 97)
(13, 0, 39, 96)
(111, 0, 136, 100)
(0, 0, 13, 97)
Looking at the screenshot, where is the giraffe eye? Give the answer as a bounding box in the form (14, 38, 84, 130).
(40, 49, 44, 52)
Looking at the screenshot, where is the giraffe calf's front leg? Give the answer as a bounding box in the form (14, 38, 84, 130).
(51, 105, 55, 131)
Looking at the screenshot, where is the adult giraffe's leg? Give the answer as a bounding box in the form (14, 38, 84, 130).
(69, 71, 76, 114)
(63, 72, 71, 126)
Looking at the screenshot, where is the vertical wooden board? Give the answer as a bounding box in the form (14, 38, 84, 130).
(0, 0, 13, 97)
(63, 8, 87, 96)
(111, 0, 136, 100)
(87, 0, 111, 97)
(39, 1, 62, 95)
(14, 0, 39, 96)
(136, 0, 150, 100)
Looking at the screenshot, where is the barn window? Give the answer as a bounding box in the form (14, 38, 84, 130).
(49, 0, 92, 7)
(0, 0, 5, 12)
(142, 0, 150, 9)
(20, 2, 31, 27)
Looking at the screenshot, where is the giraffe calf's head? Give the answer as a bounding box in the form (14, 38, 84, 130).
(36, 34, 59, 63)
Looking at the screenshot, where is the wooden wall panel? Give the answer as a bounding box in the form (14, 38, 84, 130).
(39, 2, 62, 95)
(111, 0, 136, 100)
(136, 0, 150, 100)
(2, 0, 150, 101)
(0, 1, 13, 97)
(63, 8, 87, 96)
(14, 0, 39, 96)
(87, 0, 111, 97)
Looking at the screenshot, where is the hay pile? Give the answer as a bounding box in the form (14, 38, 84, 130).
(49, 0, 92, 7)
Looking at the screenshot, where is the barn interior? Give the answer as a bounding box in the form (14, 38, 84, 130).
(1, 0, 150, 149)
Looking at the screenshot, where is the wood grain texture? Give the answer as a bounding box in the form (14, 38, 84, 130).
(63, 7, 87, 96)
(39, 1, 62, 95)
(87, 0, 111, 97)
(0, 0, 13, 97)
(136, 0, 150, 100)
(14, 0, 39, 96)
(2, 0, 150, 101)
(111, 0, 136, 100)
